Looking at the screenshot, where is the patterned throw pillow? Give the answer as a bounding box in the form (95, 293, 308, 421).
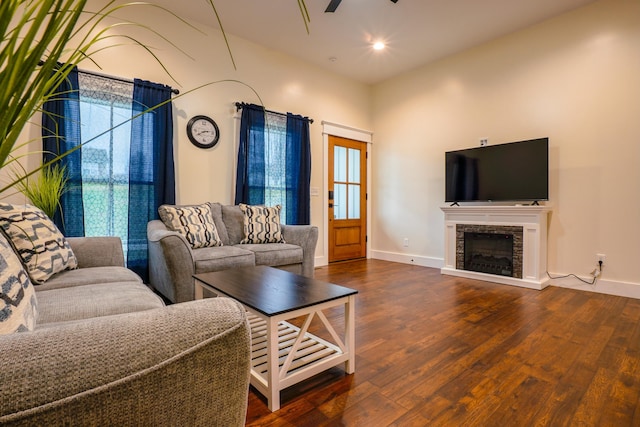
(0, 230, 38, 334)
(158, 203, 223, 249)
(239, 204, 285, 244)
(0, 204, 77, 285)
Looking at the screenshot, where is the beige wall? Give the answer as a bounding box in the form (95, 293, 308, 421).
(371, 0, 640, 292)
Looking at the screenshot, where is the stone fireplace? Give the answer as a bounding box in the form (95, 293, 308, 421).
(441, 205, 551, 290)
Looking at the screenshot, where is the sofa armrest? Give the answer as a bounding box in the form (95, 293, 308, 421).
(0, 298, 251, 426)
(66, 236, 125, 268)
(147, 220, 196, 303)
(281, 224, 319, 278)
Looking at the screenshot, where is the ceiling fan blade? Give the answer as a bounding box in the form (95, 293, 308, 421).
(325, 0, 342, 13)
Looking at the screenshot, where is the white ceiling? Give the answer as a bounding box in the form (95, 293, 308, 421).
(153, 0, 599, 85)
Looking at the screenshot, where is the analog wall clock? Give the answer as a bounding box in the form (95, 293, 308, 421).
(186, 115, 220, 149)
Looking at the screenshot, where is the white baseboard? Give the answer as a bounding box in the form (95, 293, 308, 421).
(547, 273, 640, 300)
(370, 250, 444, 269)
(314, 255, 328, 268)
(315, 252, 443, 269)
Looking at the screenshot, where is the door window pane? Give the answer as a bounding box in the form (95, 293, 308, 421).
(348, 184, 360, 219)
(334, 183, 347, 220)
(348, 148, 360, 184)
(334, 146, 347, 182)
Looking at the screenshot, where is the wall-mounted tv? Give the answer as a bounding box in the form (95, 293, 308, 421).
(445, 137, 549, 203)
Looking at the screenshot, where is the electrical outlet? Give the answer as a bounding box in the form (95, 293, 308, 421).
(403, 238, 409, 247)
(480, 138, 489, 147)
(597, 253, 606, 264)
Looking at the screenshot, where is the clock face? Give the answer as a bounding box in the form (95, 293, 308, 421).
(187, 115, 219, 149)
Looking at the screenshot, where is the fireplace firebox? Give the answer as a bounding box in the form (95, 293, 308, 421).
(455, 224, 524, 279)
(464, 232, 513, 277)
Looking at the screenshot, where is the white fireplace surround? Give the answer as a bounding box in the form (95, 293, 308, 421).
(441, 205, 552, 290)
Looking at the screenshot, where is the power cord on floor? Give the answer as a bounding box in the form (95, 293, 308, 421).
(547, 260, 602, 285)
(547, 271, 597, 285)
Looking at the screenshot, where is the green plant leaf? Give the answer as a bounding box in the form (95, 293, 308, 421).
(12, 163, 68, 219)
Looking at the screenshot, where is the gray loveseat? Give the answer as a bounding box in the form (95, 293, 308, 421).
(147, 203, 319, 303)
(0, 236, 251, 426)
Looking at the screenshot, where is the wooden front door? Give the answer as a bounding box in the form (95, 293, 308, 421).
(328, 136, 367, 262)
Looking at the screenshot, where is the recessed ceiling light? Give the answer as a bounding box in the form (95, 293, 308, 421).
(373, 42, 385, 51)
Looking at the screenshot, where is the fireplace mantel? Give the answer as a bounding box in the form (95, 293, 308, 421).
(441, 205, 552, 290)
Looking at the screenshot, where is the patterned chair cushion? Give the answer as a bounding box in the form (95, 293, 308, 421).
(0, 229, 38, 334)
(0, 203, 77, 285)
(239, 204, 286, 244)
(158, 203, 223, 249)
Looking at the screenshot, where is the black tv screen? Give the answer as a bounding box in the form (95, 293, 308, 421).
(445, 137, 549, 203)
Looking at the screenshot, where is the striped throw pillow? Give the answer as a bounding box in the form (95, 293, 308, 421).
(0, 204, 77, 285)
(158, 203, 222, 249)
(239, 204, 285, 244)
(0, 229, 38, 334)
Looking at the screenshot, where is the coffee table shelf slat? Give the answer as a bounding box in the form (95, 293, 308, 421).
(248, 315, 342, 383)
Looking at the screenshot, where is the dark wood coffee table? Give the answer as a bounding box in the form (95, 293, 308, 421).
(193, 266, 357, 411)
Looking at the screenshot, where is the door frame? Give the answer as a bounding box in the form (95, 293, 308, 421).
(320, 121, 373, 267)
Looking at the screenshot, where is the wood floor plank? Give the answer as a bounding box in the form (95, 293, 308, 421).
(600, 353, 640, 424)
(244, 260, 640, 426)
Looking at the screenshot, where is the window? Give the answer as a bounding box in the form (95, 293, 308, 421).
(235, 103, 312, 225)
(263, 113, 288, 218)
(78, 73, 132, 241)
(333, 146, 361, 220)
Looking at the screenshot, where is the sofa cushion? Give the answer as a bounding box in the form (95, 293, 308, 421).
(239, 204, 285, 244)
(193, 246, 255, 273)
(221, 205, 245, 245)
(0, 203, 77, 284)
(0, 230, 38, 334)
(238, 243, 303, 267)
(208, 202, 230, 246)
(35, 282, 164, 325)
(158, 203, 222, 249)
(35, 266, 143, 291)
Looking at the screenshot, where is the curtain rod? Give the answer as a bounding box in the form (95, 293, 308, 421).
(235, 102, 313, 124)
(38, 61, 179, 95)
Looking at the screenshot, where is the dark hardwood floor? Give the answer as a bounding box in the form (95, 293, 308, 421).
(245, 259, 640, 426)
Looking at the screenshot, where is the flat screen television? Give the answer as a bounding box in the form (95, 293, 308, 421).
(445, 137, 549, 203)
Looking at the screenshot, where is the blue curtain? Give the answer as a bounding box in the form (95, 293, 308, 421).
(129, 79, 175, 280)
(286, 113, 311, 225)
(235, 104, 311, 225)
(235, 103, 266, 205)
(42, 72, 174, 282)
(41, 66, 85, 237)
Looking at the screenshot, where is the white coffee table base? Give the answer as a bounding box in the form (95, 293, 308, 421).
(246, 296, 356, 411)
